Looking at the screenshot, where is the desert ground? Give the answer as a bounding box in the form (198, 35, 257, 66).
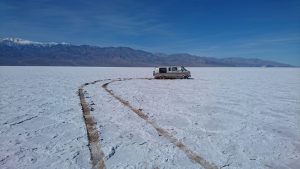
(0, 67, 299, 169)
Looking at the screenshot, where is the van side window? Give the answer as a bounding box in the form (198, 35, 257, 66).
(172, 67, 177, 71)
(159, 68, 167, 73)
(168, 67, 171, 71)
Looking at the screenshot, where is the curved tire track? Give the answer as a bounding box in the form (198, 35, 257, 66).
(102, 78, 218, 169)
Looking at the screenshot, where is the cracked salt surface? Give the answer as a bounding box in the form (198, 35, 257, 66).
(1, 67, 299, 169)
(108, 68, 300, 169)
(0, 67, 151, 169)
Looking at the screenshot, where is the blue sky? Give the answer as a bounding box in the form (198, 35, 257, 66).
(1, 0, 299, 65)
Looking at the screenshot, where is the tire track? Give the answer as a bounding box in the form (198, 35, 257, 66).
(78, 80, 110, 169)
(102, 78, 218, 169)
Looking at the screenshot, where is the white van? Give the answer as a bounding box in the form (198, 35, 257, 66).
(153, 66, 191, 79)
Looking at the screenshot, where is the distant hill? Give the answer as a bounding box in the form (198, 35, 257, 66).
(0, 38, 292, 67)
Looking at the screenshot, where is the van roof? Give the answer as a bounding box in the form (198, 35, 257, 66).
(155, 66, 184, 68)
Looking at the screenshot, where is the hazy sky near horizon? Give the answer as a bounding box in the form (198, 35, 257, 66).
(1, 0, 299, 65)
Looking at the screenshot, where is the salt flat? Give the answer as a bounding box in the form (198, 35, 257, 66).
(0, 67, 299, 169)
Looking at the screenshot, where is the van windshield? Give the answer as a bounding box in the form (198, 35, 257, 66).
(181, 66, 187, 71)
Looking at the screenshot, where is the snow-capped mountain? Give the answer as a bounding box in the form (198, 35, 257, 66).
(0, 37, 292, 67)
(0, 37, 70, 47)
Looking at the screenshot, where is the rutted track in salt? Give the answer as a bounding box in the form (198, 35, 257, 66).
(102, 78, 218, 169)
(79, 78, 218, 169)
(78, 80, 109, 169)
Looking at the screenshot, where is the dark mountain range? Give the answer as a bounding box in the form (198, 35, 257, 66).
(0, 38, 292, 67)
